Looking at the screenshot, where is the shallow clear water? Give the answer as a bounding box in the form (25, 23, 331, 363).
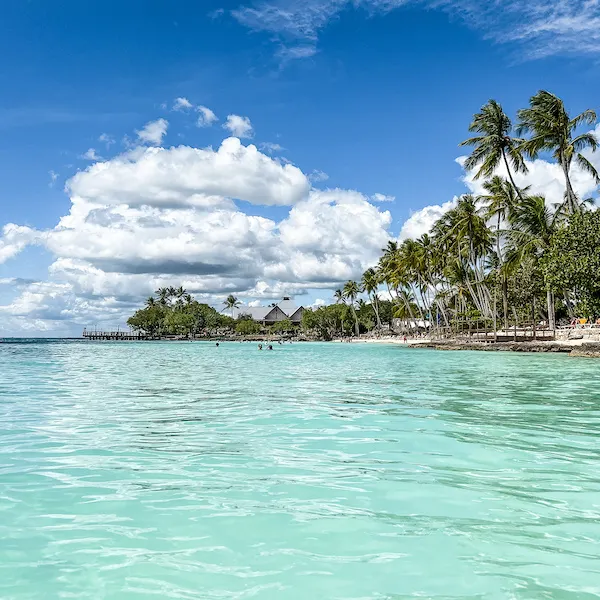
(1, 340, 600, 599)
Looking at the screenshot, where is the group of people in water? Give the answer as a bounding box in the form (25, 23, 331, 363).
(215, 341, 288, 350)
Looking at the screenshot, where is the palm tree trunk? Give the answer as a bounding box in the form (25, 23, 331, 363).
(546, 289, 555, 331)
(502, 275, 509, 331)
(561, 158, 579, 214)
(372, 294, 382, 329)
(502, 148, 525, 202)
(351, 305, 359, 336)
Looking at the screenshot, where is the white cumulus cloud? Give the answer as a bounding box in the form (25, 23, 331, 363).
(67, 137, 310, 208)
(223, 114, 254, 138)
(399, 199, 457, 240)
(197, 106, 218, 127)
(173, 97, 193, 111)
(0, 224, 40, 264)
(136, 118, 169, 145)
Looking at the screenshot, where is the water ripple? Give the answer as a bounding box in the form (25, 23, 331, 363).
(1, 341, 600, 599)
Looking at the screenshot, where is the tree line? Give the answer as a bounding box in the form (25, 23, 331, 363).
(127, 91, 600, 339)
(367, 91, 600, 332)
(127, 287, 236, 336)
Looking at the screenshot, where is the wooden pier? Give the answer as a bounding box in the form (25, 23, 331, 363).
(82, 328, 151, 341)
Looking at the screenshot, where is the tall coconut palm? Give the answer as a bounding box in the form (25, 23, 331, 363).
(361, 268, 382, 329)
(342, 280, 361, 336)
(461, 99, 528, 201)
(223, 294, 240, 319)
(478, 176, 521, 328)
(333, 289, 345, 304)
(435, 195, 494, 317)
(507, 194, 557, 329)
(155, 287, 169, 306)
(517, 91, 599, 215)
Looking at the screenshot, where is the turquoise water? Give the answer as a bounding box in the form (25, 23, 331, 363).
(1, 341, 600, 599)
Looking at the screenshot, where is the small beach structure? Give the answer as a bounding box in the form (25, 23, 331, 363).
(225, 296, 305, 326)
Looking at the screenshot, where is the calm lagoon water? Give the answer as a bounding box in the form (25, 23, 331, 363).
(1, 340, 600, 599)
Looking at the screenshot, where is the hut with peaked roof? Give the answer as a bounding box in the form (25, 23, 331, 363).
(226, 297, 305, 326)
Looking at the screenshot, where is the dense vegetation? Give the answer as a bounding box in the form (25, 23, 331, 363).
(128, 91, 600, 339)
(362, 91, 600, 333)
(127, 287, 235, 337)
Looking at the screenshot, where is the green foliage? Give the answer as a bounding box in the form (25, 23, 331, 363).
(270, 319, 295, 334)
(544, 212, 600, 315)
(124, 92, 600, 337)
(301, 304, 350, 340)
(127, 305, 165, 336)
(127, 288, 228, 336)
(236, 319, 262, 335)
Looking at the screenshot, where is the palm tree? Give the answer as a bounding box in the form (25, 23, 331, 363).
(507, 194, 557, 329)
(461, 99, 528, 201)
(333, 289, 345, 304)
(361, 268, 382, 329)
(155, 287, 169, 306)
(145, 296, 156, 308)
(223, 294, 240, 318)
(517, 90, 599, 215)
(342, 280, 361, 336)
(478, 176, 521, 328)
(434, 195, 494, 318)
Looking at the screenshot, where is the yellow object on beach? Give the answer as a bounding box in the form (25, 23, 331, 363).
(579, 318, 588, 325)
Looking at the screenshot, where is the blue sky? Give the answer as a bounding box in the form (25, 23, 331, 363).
(1, 0, 600, 335)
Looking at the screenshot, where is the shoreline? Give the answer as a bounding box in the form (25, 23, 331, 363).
(358, 336, 600, 357)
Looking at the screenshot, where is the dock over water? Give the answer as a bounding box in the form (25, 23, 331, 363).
(82, 329, 151, 341)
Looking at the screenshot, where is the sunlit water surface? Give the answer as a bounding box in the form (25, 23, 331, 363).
(1, 340, 600, 599)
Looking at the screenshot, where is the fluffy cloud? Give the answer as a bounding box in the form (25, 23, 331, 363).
(67, 137, 309, 208)
(399, 199, 457, 240)
(173, 97, 193, 111)
(223, 114, 253, 138)
(81, 148, 102, 161)
(136, 118, 169, 145)
(197, 106, 218, 127)
(0, 224, 40, 264)
(171, 98, 218, 127)
(0, 137, 393, 333)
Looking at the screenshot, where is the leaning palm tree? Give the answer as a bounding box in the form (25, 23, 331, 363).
(361, 268, 382, 328)
(517, 90, 599, 215)
(478, 176, 521, 328)
(342, 280, 361, 336)
(507, 194, 557, 329)
(223, 294, 240, 319)
(461, 99, 528, 201)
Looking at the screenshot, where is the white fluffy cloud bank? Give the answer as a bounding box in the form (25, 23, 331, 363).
(0, 137, 392, 334)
